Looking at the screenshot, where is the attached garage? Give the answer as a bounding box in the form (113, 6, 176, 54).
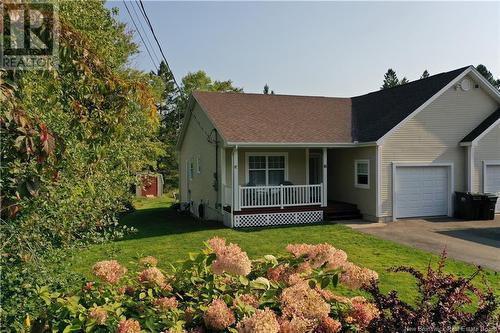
(484, 163, 500, 213)
(393, 164, 452, 219)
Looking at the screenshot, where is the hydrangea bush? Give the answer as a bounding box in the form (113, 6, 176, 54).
(32, 238, 379, 332)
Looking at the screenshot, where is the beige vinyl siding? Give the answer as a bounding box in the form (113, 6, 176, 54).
(472, 123, 500, 192)
(328, 147, 377, 218)
(179, 104, 220, 220)
(380, 74, 499, 218)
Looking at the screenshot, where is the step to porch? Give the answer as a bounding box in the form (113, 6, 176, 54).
(323, 201, 362, 221)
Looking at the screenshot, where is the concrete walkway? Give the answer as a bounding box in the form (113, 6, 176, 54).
(340, 216, 500, 271)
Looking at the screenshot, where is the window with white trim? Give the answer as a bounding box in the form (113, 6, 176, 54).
(247, 154, 286, 186)
(355, 160, 369, 189)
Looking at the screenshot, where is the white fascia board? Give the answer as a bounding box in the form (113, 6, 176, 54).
(470, 117, 500, 145)
(469, 67, 500, 102)
(225, 142, 378, 148)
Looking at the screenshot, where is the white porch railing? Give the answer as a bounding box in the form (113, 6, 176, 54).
(239, 184, 323, 209)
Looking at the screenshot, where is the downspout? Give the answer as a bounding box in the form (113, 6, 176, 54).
(214, 129, 219, 198)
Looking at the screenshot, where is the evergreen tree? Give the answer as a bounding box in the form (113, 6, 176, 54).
(263, 84, 269, 94)
(381, 69, 400, 89)
(476, 64, 500, 89)
(421, 70, 430, 79)
(153, 61, 182, 189)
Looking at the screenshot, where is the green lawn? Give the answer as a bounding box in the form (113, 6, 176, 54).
(69, 196, 499, 303)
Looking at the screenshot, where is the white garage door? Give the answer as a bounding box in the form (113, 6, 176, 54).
(395, 166, 449, 218)
(485, 164, 500, 213)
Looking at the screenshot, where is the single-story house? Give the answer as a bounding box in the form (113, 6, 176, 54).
(177, 66, 500, 227)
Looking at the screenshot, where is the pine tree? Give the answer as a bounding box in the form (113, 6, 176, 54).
(476, 64, 500, 89)
(421, 70, 430, 79)
(263, 84, 269, 94)
(381, 69, 400, 89)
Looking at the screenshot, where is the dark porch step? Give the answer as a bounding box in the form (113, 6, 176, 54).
(323, 201, 362, 220)
(324, 211, 362, 221)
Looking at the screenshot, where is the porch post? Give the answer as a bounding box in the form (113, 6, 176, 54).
(322, 147, 328, 207)
(232, 147, 240, 211)
(305, 148, 309, 185)
(220, 147, 226, 208)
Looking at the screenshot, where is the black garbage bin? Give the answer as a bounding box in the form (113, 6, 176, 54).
(479, 193, 498, 220)
(454, 192, 482, 220)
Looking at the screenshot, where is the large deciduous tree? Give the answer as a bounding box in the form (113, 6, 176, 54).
(0, 1, 164, 327)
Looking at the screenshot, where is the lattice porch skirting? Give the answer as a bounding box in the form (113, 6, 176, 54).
(233, 210, 323, 228)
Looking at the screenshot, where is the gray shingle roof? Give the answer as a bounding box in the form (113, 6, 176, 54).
(190, 66, 472, 144)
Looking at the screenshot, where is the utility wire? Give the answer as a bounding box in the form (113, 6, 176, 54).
(123, 1, 158, 72)
(137, 0, 181, 91)
(130, 1, 162, 66)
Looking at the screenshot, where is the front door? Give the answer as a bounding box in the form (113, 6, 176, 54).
(309, 154, 322, 184)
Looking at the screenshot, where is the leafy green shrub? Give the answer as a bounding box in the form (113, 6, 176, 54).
(33, 238, 380, 332)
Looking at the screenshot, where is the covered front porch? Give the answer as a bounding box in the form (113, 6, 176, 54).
(220, 146, 361, 227)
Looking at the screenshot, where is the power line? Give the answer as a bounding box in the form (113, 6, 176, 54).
(130, 1, 162, 66)
(137, 0, 181, 91)
(123, 1, 158, 72)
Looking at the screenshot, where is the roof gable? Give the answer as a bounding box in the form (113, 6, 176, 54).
(351, 66, 470, 142)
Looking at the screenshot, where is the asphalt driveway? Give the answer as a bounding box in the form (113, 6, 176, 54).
(342, 216, 500, 271)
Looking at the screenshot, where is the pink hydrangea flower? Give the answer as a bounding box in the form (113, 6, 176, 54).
(350, 296, 380, 328)
(92, 260, 127, 284)
(139, 256, 158, 267)
(208, 237, 251, 276)
(233, 294, 259, 308)
(89, 308, 107, 325)
(207, 237, 226, 253)
(278, 315, 314, 333)
(280, 282, 330, 320)
(138, 267, 166, 287)
(316, 317, 342, 333)
(286, 243, 347, 269)
(236, 308, 280, 333)
(266, 265, 304, 286)
(203, 299, 235, 331)
(116, 319, 141, 333)
(315, 287, 351, 304)
(154, 297, 178, 311)
(340, 262, 379, 289)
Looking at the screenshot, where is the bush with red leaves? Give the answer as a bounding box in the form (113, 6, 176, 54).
(363, 250, 499, 333)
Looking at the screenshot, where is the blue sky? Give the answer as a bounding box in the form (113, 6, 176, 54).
(108, 1, 500, 96)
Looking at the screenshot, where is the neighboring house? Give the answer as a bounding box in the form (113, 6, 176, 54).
(177, 66, 500, 227)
